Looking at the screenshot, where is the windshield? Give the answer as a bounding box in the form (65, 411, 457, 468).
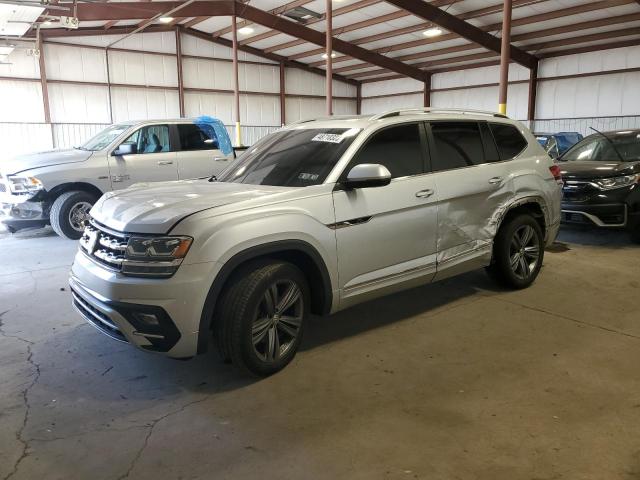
(561, 133, 640, 162)
(218, 127, 361, 187)
(79, 124, 132, 151)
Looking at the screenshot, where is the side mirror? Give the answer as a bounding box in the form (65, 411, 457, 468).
(112, 143, 136, 156)
(343, 164, 392, 189)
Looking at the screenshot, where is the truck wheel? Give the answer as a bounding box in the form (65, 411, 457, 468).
(50, 191, 96, 240)
(216, 261, 309, 376)
(486, 214, 544, 289)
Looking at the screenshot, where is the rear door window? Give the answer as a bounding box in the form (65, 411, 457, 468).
(489, 123, 527, 160)
(429, 122, 485, 171)
(177, 124, 219, 151)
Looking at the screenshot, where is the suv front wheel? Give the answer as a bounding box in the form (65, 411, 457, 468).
(216, 261, 309, 376)
(486, 213, 544, 289)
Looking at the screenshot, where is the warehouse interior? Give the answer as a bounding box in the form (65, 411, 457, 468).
(1, 0, 640, 478)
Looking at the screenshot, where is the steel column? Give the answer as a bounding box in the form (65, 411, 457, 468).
(232, 13, 242, 146)
(498, 0, 513, 115)
(356, 83, 362, 115)
(175, 27, 185, 117)
(325, 0, 332, 116)
(105, 48, 114, 123)
(527, 61, 538, 122)
(37, 37, 51, 124)
(280, 61, 286, 125)
(423, 73, 431, 108)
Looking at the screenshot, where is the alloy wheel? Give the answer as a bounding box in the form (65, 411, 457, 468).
(509, 225, 540, 280)
(251, 280, 303, 362)
(69, 201, 92, 232)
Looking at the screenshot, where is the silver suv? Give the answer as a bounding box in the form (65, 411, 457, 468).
(69, 108, 562, 376)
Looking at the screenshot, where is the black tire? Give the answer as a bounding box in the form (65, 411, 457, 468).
(486, 214, 544, 289)
(216, 261, 309, 377)
(50, 190, 96, 240)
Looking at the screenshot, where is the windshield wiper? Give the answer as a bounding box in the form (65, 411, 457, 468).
(208, 174, 217, 182)
(589, 126, 625, 162)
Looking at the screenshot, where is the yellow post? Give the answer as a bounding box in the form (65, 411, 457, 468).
(498, 103, 507, 115)
(235, 121, 242, 147)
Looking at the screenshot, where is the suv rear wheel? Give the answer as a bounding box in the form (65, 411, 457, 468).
(486, 214, 544, 289)
(50, 190, 96, 240)
(216, 261, 309, 376)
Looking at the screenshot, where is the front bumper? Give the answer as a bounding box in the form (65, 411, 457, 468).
(0, 199, 48, 232)
(70, 249, 221, 358)
(561, 203, 628, 227)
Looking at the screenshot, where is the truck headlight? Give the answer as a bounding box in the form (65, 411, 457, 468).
(122, 236, 193, 277)
(593, 174, 640, 191)
(8, 176, 44, 194)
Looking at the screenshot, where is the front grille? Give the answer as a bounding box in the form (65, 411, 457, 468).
(562, 180, 596, 202)
(70, 287, 127, 343)
(80, 220, 129, 271)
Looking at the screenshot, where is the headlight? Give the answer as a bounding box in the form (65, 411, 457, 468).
(122, 236, 193, 277)
(8, 176, 44, 194)
(593, 174, 640, 191)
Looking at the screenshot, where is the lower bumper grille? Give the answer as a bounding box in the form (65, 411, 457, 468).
(71, 287, 127, 343)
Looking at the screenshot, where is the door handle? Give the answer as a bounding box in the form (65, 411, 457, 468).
(214, 157, 228, 162)
(415, 189, 434, 198)
(157, 160, 173, 166)
(488, 176, 503, 185)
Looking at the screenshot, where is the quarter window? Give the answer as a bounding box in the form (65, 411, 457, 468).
(177, 124, 219, 151)
(490, 123, 527, 160)
(430, 122, 485, 171)
(350, 123, 423, 179)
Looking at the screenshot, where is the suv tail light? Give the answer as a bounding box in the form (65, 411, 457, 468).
(549, 165, 562, 182)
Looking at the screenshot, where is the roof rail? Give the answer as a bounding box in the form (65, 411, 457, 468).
(369, 107, 508, 121)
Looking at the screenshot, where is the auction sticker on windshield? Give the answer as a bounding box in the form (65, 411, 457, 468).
(311, 133, 344, 143)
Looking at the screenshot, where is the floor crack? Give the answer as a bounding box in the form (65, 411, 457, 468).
(116, 396, 211, 480)
(0, 312, 40, 480)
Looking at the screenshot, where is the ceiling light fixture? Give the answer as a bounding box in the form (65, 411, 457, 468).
(158, 16, 174, 24)
(321, 52, 336, 59)
(237, 26, 254, 35)
(423, 27, 443, 37)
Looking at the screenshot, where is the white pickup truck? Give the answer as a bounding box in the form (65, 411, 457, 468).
(0, 116, 236, 238)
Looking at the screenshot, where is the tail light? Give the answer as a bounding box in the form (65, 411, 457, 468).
(549, 165, 562, 182)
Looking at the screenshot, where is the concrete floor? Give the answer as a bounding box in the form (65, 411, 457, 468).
(0, 226, 639, 480)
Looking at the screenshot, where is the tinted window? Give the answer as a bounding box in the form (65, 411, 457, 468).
(121, 125, 170, 154)
(178, 124, 219, 151)
(479, 122, 500, 162)
(490, 123, 527, 160)
(430, 122, 485, 171)
(350, 123, 423, 178)
(217, 128, 359, 187)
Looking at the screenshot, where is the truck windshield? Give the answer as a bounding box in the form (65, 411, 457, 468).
(218, 127, 361, 187)
(78, 124, 132, 151)
(561, 133, 640, 162)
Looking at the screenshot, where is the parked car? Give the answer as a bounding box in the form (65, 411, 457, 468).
(0, 116, 235, 239)
(535, 132, 583, 158)
(558, 129, 640, 242)
(69, 108, 562, 376)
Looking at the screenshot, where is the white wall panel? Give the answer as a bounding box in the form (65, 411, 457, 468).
(539, 45, 640, 78)
(361, 93, 422, 115)
(285, 97, 356, 122)
(180, 32, 276, 64)
(285, 68, 356, 97)
(48, 83, 111, 123)
(0, 123, 52, 157)
(110, 87, 180, 123)
(536, 72, 640, 119)
(116, 32, 176, 54)
(108, 51, 178, 87)
(432, 84, 528, 119)
(0, 48, 40, 79)
(44, 43, 107, 83)
(240, 63, 279, 93)
(184, 91, 280, 126)
(184, 59, 278, 93)
(0, 79, 44, 122)
(52, 123, 109, 150)
(432, 64, 530, 89)
(362, 78, 423, 97)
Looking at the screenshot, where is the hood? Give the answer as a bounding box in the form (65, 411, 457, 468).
(91, 179, 290, 234)
(558, 160, 640, 180)
(2, 149, 92, 175)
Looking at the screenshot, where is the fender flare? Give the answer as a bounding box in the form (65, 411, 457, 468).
(196, 239, 333, 354)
